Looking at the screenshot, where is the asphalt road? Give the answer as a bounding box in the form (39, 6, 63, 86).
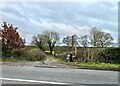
(1, 65, 119, 86)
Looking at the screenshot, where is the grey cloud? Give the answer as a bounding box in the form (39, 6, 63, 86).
(0, 2, 118, 44)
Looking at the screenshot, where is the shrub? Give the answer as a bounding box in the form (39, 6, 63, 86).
(2, 46, 47, 61)
(54, 53, 67, 61)
(75, 48, 105, 62)
(97, 48, 120, 64)
(27, 49, 46, 61)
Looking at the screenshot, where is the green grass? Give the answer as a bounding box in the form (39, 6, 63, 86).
(53, 56, 120, 70)
(65, 62, 120, 70)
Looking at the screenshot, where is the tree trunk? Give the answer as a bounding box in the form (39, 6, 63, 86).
(50, 47, 53, 55)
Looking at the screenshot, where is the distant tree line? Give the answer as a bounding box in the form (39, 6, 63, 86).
(63, 27, 114, 48)
(32, 27, 114, 55)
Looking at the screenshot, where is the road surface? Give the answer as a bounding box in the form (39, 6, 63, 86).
(1, 65, 119, 86)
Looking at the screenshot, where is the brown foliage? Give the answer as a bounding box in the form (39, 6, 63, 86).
(0, 22, 25, 49)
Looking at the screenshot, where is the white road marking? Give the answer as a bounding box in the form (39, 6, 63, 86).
(0, 78, 68, 85)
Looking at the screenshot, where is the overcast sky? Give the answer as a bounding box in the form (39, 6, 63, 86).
(0, 1, 118, 45)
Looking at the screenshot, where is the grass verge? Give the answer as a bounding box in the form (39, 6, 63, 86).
(65, 62, 120, 71)
(53, 56, 120, 71)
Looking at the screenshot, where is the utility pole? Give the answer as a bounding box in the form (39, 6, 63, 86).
(72, 35, 74, 55)
(72, 35, 77, 56)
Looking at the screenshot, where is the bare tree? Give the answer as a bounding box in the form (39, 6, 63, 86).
(32, 34, 46, 51)
(90, 27, 114, 47)
(63, 34, 78, 55)
(63, 36, 72, 46)
(79, 35, 88, 48)
(63, 34, 78, 46)
(32, 31, 59, 54)
(44, 31, 59, 54)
